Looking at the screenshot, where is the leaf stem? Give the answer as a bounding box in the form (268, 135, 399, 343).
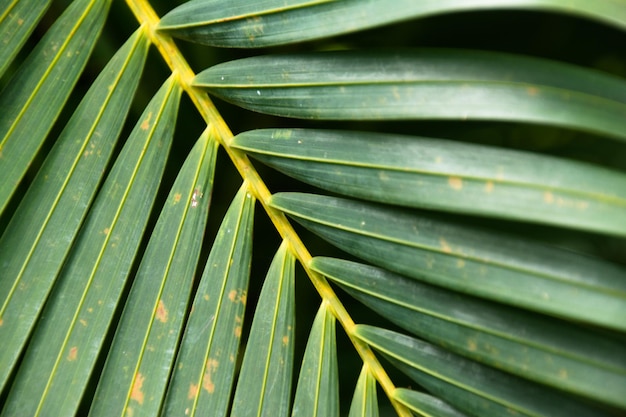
(124, 1, 411, 415)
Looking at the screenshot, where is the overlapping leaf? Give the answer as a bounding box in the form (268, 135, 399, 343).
(348, 365, 379, 417)
(292, 302, 339, 417)
(89, 130, 218, 417)
(0, 0, 112, 214)
(230, 242, 295, 417)
(393, 390, 470, 417)
(159, 0, 626, 47)
(0, 0, 52, 77)
(314, 257, 626, 408)
(233, 128, 626, 236)
(356, 325, 611, 417)
(162, 183, 255, 417)
(271, 193, 626, 330)
(194, 49, 626, 141)
(1, 77, 181, 417)
(0, 29, 149, 393)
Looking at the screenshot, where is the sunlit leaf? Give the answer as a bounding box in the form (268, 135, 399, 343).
(195, 49, 626, 141)
(292, 301, 339, 417)
(271, 193, 626, 330)
(230, 242, 295, 417)
(233, 128, 626, 236)
(163, 183, 255, 417)
(159, 0, 626, 48)
(0, 0, 112, 214)
(393, 389, 470, 417)
(348, 365, 379, 417)
(0, 30, 149, 393)
(89, 130, 218, 417)
(0, 0, 52, 77)
(1, 77, 181, 416)
(356, 325, 611, 417)
(314, 257, 626, 408)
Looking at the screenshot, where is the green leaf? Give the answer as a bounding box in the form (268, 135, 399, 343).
(348, 365, 379, 417)
(162, 183, 255, 417)
(356, 325, 611, 417)
(1, 77, 181, 417)
(0, 0, 112, 215)
(233, 128, 626, 236)
(292, 302, 339, 417)
(89, 131, 218, 417)
(230, 242, 295, 417)
(158, 0, 626, 48)
(393, 389, 470, 417)
(194, 49, 626, 141)
(0, 0, 52, 78)
(0, 30, 149, 393)
(313, 257, 626, 409)
(270, 193, 626, 330)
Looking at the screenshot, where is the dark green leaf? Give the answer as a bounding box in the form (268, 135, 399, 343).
(0, 30, 149, 393)
(233, 128, 626, 236)
(356, 325, 611, 417)
(1, 77, 181, 416)
(194, 50, 626, 141)
(393, 389, 471, 417)
(162, 184, 255, 417)
(314, 257, 626, 408)
(271, 193, 626, 330)
(159, 0, 626, 48)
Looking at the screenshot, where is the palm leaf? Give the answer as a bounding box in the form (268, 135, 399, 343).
(158, 0, 626, 47)
(1, 77, 181, 416)
(348, 365, 379, 417)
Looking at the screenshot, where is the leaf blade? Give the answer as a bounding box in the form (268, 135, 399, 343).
(348, 365, 379, 417)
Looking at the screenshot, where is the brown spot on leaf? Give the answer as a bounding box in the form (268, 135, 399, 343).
(188, 383, 199, 399)
(228, 290, 237, 302)
(527, 86, 539, 96)
(0, 317, 3, 326)
(141, 112, 153, 130)
(68, 346, 78, 361)
(448, 176, 463, 190)
(157, 300, 168, 323)
(203, 359, 218, 394)
(439, 238, 452, 254)
(131, 373, 145, 404)
(282, 336, 289, 346)
(173, 193, 182, 204)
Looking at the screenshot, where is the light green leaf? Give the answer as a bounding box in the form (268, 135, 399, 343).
(89, 130, 218, 417)
(233, 128, 626, 236)
(0, 30, 149, 393)
(348, 365, 379, 417)
(0, 0, 52, 78)
(393, 389, 470, 417)
(0, 77, 181, 417)
(270, 193, 626, 330)
(0, 0, 112, 214)
(292, 301, 339, 417)
(356, 325, 611, 417)
(314, 257, 626, 409)
(158, 0, 626, 48)
(194, 49, 626, 141)
(162, 183, 255, 417)
(230, 242, 295, 417)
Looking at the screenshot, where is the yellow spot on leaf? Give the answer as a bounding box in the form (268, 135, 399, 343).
(439, 238, 452, 254)
(456, 259, 465, 268)
(126, 407, 134, 417)
(141, 112, 153, 130)
(131, 373, 145, 404)
(87, 307, 93, 313)
(103, 227, 110, 235)
(79, 319, 87, 327)
(0, 317, 3, 326)
(18, 18, 24, 25)
(282, 335, 289, 346)
(544, 191, 554, 204)
(203, 294, 209, 301)
(68, 346, 78, 361)
(484, 181, 494, 193)
(173, 193, 182, 204)
(559, 369, 568, 379)
(468, 339, 477, 351)
(527, 86, 539, 96)
(234, 326, 242, 338)
(188, 383, 199, 399)
(228, 290, 237, 302)
(157, 300, 168, 323)
(448, 176, 463, 190)
(203, 359, 218, 394)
